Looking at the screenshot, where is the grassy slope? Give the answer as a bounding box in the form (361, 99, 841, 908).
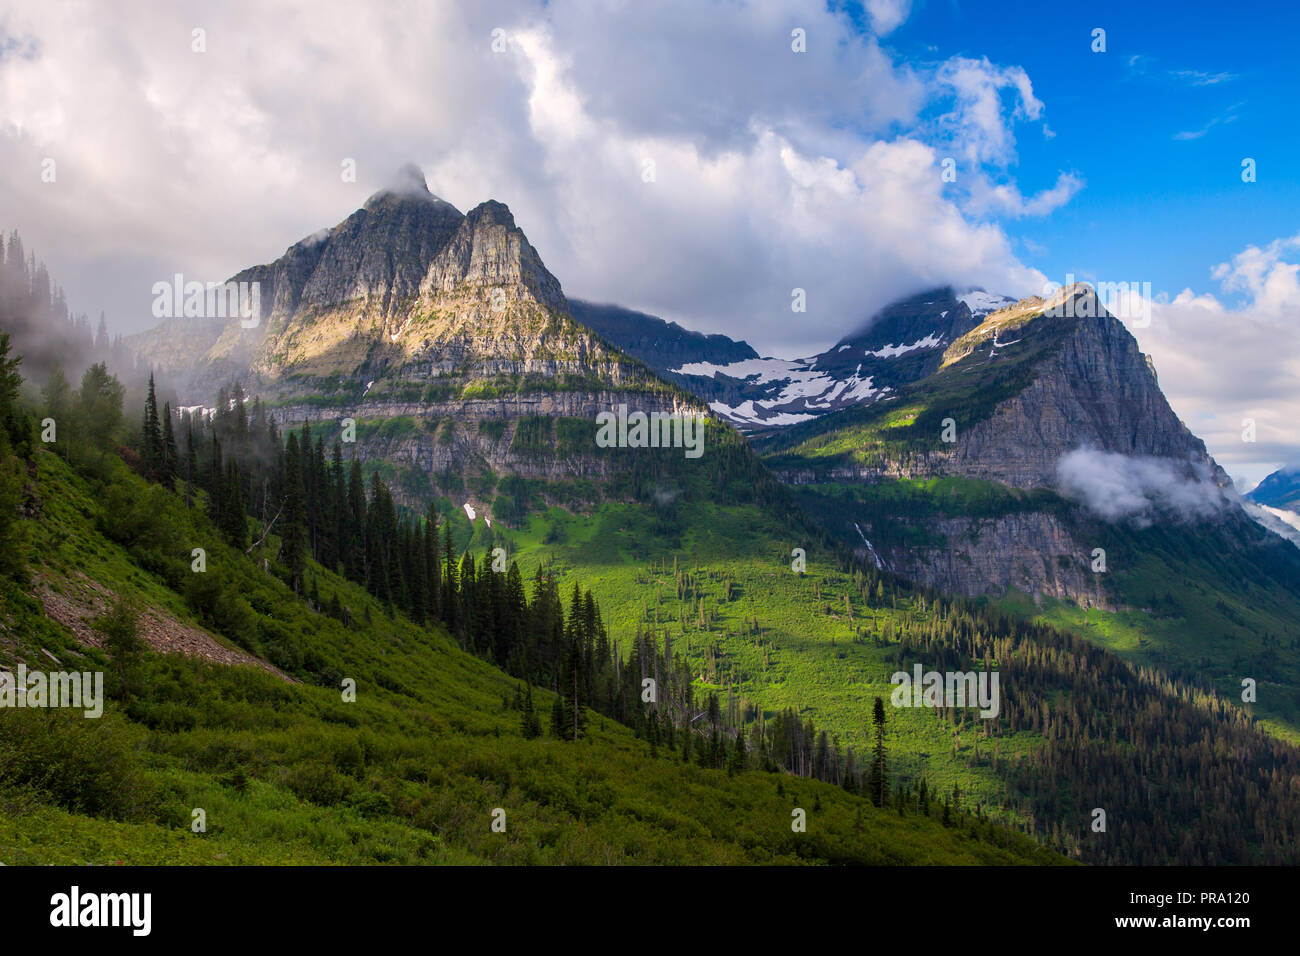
(785, 475, 1300, 743)
(0, 450, 1060, 865)
(485, 498, 1046, 826)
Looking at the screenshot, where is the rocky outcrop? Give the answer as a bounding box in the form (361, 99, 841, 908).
(939, 291, 1225, 489)
(874, 511, 1111, 607)
(128, 165, 709, 515)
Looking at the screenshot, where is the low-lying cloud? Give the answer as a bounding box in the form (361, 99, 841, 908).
(1056, 448, 1231, 526)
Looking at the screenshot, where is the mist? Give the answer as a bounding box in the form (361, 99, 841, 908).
(1056, 447, 1231, 527)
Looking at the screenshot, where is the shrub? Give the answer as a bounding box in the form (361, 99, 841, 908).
(0, 708, 156, 820)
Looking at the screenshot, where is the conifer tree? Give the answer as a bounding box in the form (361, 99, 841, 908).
(521, 683, 542, 739)
(141, 372, 161, 478)
(560, 635, 587, 741)
(869, 695, 889, 807)
(282, 432, 307, 592)
(160, 401, 177, 486)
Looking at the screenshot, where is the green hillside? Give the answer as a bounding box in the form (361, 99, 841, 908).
(479, 491, 1300, 864)
(0, 371, 1057, 866)
(783, 475, 1300, 742)
(248, 368, 1300, 865)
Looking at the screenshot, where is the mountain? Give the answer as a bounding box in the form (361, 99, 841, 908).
(117, 175, 1300, 859)
(565, 300, 759, 370)
(759, 284, 1300, 733)
(758, 282, 1288, 586)
(1249, 467, 1300, 512)
(129, 168, 704, 513)
(641, 287, 1015, 430)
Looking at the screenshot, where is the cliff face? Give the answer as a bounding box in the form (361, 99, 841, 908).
(876, 511, 1111, 606)
(771, 286, 1237, 604)
(128, 167, 705, 512)
(937, 289, 1224, 489)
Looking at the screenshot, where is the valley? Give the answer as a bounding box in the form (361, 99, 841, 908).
(4, 170, 1299, 867)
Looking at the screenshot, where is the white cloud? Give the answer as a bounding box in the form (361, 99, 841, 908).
(0, 0, 1061, 356)
(933, 57, 1045, 166)
(1116, 233, 1300, 487)
(966, 171, 1085, 219)
(1057, 448, 1231, 526)
(864, 0, 914, 35)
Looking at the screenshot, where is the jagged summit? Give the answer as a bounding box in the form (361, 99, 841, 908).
(124, 173, 683, 445)
(651, 286, 1018, 430)
(465, 199, 516, 229)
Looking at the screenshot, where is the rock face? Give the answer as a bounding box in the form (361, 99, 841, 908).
(876, 511, 1110, 607)
(937, 289, 1225, 490)
(127, 166, 704, 511)
(769, 286, 1240, 604)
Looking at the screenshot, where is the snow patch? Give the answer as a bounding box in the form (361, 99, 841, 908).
(707, 400, 817, 427)
(958, 291, 1014, 314)
(864, 333, 943, 358)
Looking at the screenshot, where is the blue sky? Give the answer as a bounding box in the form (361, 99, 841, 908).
(878, 0, 1300, 307)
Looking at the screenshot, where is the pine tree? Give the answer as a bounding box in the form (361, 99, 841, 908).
(423, 502, 440, 622)
(727, 731, 746, 775)
(560, 636, 587, 741)
(282, 432, 307, 592)
(521, 683, 542, 739)
(160, 401, 177, 486)
(222, 459, 247, 548)
(345, 460, 365, 580)
(550, 694, 565, 739)
(869, 695, 889, 807)
(141, 372, 161, 478)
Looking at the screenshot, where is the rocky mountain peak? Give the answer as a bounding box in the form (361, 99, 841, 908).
(363, 163, 444, 207)
(465, 199, 517, 229)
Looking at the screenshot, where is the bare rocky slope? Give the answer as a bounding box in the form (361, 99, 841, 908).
(128, 167, 704, 511)
(760, 285, 1271, 604)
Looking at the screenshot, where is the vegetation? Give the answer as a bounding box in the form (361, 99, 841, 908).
(0, 340, 1054, 865)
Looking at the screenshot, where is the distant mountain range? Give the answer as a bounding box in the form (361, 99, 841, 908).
(127, 168, 1299, 606)
(1250, 467, 1300, 512)
(568, 288, 1017, 430)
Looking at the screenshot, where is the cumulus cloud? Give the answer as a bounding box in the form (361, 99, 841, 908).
(1057, 448, 1232, 527)
(965, 171, 1085, 219)
(932, 57, 1044, 166)
(0, 0, 1060, 356)
(1109, 232, 1300, 488)
(864, 0, 914, 35)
